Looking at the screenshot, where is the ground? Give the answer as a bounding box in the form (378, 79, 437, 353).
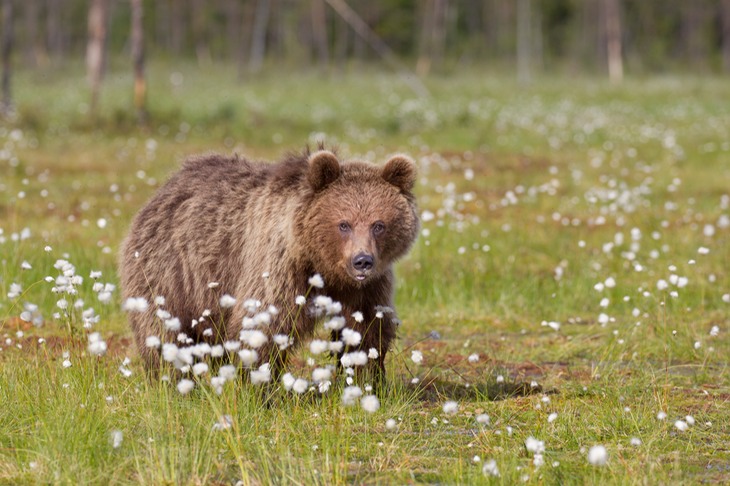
(0, 63, 729, 484)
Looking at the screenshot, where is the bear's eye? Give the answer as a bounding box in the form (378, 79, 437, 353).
(339, 222, 351, 233)
(372, 221, 386, 236)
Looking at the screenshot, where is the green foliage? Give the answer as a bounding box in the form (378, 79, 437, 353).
(1, 62, 729, 484)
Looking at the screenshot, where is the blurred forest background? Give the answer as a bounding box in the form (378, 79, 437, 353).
(3, 0, 730, 120)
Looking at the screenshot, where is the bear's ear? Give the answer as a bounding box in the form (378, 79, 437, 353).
(307, 150, 341, 191)
(381, 154, 417, 193)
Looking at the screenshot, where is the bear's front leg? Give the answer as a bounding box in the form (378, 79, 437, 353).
(334, 305, 397, 392)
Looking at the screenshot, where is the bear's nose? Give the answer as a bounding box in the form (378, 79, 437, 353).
(352, 253, 374, 271)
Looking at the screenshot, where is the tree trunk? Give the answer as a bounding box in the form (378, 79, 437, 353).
(333, 5, 349, 71)
(23, 0, 45, 67)
(416, 0, 435, 75)
(170, 0, 184, 54)
(1, 0, 13, 117)
(603, 0, 623, 82)
(131, 0, 146, 123)
(249, 0, 270, 73)
(681, 1, 708, 68)
(431, 0, 447, 70)
(311, 0, 329, 70)
(723, 0, 730, 73)
(237, 0, 255, 80)
(191, 0, 211, 66)
(46, 0, 63, 60)
(225, 0, 241, 62)
(516, 0, 531, 84)
(86, 0, 108, 115)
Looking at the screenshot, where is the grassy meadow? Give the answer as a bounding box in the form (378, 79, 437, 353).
(1, 62, 729, 484)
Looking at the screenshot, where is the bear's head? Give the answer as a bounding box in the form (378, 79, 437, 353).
(303, 150, 419, 289)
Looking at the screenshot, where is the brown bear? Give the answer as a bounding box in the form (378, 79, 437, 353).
(119, 148, 419, 386)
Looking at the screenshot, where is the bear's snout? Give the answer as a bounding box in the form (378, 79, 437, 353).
(352, 253, 375, 277)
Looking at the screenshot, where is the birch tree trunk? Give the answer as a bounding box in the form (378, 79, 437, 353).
(46, 0, 63, 60)
(1, 0, 13, 116)
(517, 0, 531, 84)
(603, 0, 623, 82)
(249, 0, 271, 73)
(131, 0, 146, 123)
(311, 0, 329, 70)
(87, 0, 108, 115)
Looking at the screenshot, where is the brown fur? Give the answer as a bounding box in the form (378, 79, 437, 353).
(119, 148, 419, 382)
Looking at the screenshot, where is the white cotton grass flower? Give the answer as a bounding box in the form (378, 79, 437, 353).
(164, 317, 181, 332)
(710, 325, 720, 337)
(587, 445, 608, 466)
(674, 419, 688, 432)
(177, 379, 195, 395)
(273, 334, 292, 350)
(7, 283, 23, 299)
(385, 418, 398, 430)
(192, 362, 209, 376)
(110, 430, 123, 449)
(292, 378, 309, 394)
(154, 295, 166, 306)
(368, 348, 379, 359)
(162, 343, 178, 362)
(21, 261, 32, 270)
(253, 312, 272, 327)
(309, 339, 328, 355)
(482, 459, 500, 477)
(352, 311, 364, 323)
(525, 437, 545, 454)
(328, 341, 343, 353)
(547, 412, 558, 423)
(476, 414, 490, 425)
(295, 295, 306, 306)
(219, 294, 236, 308)
(250, 364, 271, 384)
(87, 332, 107, 356)
(324, 316, 345, 331)
(361, 395, 380, 413)
(312, 367, 332, 383)
(657, 411, 667, 420)
(442, 401, 459, 415)
(224, 340, 241, 351)
(282, 373, 296, 391)
(411, 350, 423, 365)
(237, 349, 258, 367)
(342, 386, 363, 406)
(239, 330, 268, 348)
(123, 297, 148, 312)
(308, 274, 324, 288)
(468, 353, 480, 363)
(685, 415, 695, 426)
(207, 281, 219, 289)
(340, 351, 367, 367)
(341, 328, 362, 347)
(62, 359, 72, 368)
(630, 437, 642, 446)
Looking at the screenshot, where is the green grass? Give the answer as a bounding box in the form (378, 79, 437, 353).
(1, 61, 729, 484)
